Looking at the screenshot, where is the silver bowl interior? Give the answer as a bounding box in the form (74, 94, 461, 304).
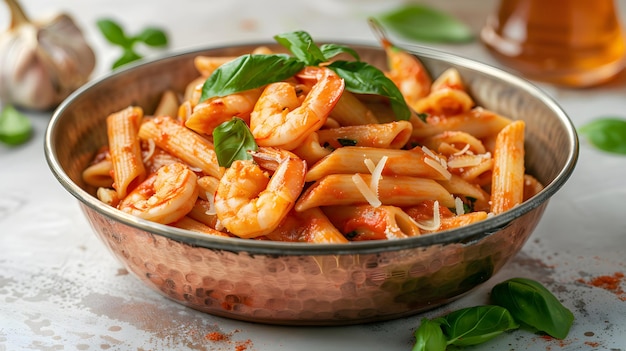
(44, 42, 578, 324)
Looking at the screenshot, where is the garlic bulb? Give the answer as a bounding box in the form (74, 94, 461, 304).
(0, 0, 96, 110)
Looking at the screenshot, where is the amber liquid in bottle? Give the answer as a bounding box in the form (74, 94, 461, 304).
(481, 0, 626, 87)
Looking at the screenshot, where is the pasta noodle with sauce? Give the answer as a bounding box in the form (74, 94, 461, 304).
(82, 33, 543, 243)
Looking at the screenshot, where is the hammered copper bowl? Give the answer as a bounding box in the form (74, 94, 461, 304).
(44, 42, 578, 325)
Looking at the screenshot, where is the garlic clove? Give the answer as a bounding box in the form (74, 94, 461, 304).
(38, 14, 96, 93)
(0, 0, 96, 111)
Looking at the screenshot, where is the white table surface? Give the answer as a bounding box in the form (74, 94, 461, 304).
(2, 1, 626, 350)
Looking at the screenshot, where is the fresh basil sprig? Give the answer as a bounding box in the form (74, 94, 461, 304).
(412, 318, 447, 351)
(442, 305, 519, 346)
(320, 43, 360, 62)
(212, 118, 258, 167)
(96, 18, 168, 69)
(376, 4, 474, 43)
(0, 105, 32, 146)
(327, 60, 410, 120)
(579, 117, 626, 155)
(491, 277, 574, 339)
(411, 278, 574, 350)
(274, 31, 360, 64)
(200, 30, 410, 121)
(199, 54, 304, 103)
(274, 31, 328, 66)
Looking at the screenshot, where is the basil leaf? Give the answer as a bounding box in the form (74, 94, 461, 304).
(337, 138, 357, 146)
(326, 60, 410, 121)
(96, 18, 133, 48)
(491, 278, 574, 339)
(274, 31, 327, 66)
(579, 117, 626, 155)
(212, 117, 258, 167)
(0, 105, 32, 146)
(376, 5, 474, 43)
(412, 318, 447, 351)
(112, 49, 143, 69)
(442, 305, 519, 346)
(200, 54, 304, 103)
(320, 43, 360, 61)
(136, 27, 168, 47)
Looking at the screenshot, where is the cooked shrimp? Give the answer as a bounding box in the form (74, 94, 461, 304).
(214, 147, 306, 238)
(381, 38, 432, 108)
(118, 163, 199, 224)
(184, 88, 263, 135)
(250, 67, 344, 150)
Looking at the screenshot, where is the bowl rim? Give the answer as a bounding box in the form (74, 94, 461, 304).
(44, 40, 579, 256)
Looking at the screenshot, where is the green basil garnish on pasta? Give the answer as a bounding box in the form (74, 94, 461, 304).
(274, 31, 328, 66)
(337, 138, 358, 146)
(199, 30, 410, 121)
(199, 54, 304, 103)
(274, 31, 360, 65)
(326, 60, 411, 120)
(212, 117, 258, 167)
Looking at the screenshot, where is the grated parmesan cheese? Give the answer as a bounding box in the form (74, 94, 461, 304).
(424, 157, 452, 180)
(369, 156, 388, 197)
(453, 143, 471, 156)
(454, 197, 465, 216)
(352, 174, 382, 207)
(447, 154, 483, 168)
(205, 191, 217, 215)
(422, 146, 452, 180)
(143, 138, 156, 163)
(364, 158, 376, 173)
(415, 200, 441, 231)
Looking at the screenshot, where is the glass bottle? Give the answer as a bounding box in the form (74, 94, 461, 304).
(481, 0, 626, 87)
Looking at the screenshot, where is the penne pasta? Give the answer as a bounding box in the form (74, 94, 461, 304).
(439, 211, 489, 231)
(291, 132, 332, 166)
(490, 120, 525, 214)
(184, 88, 262, 135)
(188, 199, 221, 229)
(431, 68, 465, 91)
(328, 90, 379, 126)
(96, 187, 119, 207)
(412, 88, 474, 117)
(323, 205, 421, 240)
(437, 174, 491, 211)
(82, 160, 113, 188)
(194, 55, 238, 77)
(523, 174, 544, 201)
(316, 120, 412, 150)
(305, 146, 451, 182)
(420, 130, 487, 156)
(138, 116, 223, 178)
(172, 216, 230, 237)
(106, 106, 147, 199)
(153, 89, 180, 118)
(87, 38, 542, 244)
(264, 208, 349, 243)
(411, 107, 512, 140)
(296, 174, 455, 211)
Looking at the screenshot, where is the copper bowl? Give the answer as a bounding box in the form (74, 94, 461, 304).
(44, 42, 578, 325)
